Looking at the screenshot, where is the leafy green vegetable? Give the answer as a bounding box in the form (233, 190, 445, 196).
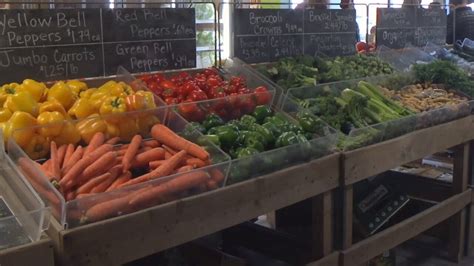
(413, 60, 474, 96)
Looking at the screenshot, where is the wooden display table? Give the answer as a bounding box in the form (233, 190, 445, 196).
(0, 237, 54, 266)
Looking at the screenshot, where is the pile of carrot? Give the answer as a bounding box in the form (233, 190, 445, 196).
(27, 123, 225, 221)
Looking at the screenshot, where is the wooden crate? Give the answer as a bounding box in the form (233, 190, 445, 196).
(48, 154, 340, 266)
(0, 237, 54, 266)
(340, 116, 474, 265)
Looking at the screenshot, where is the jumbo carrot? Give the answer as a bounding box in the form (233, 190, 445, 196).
(210, 169, 225, 185)
(57, 145, 67, 169)
(50, 142, 61, 180)
(162, 145, 177, 155)
(106, 171, 132, 192)
(176, 165, 194, 173)
(66, 191, 76, 201)
(105, 137, 121, 145)
(18, 158, 61, 206)
(117, 146, 150, 156)
(122, 135, 142, 172)
(82, 151, 117, 179)
(76, 194, 92, 199)
(143, 139, 160, 148)
(164, 151, 172, 160)
(149, 160, 166, 169)
(62, 144, 75, 169)
(186, 158, 208, 168)
(131, 147, 165, 168)
(85, 132, 105, 154)
(128, 170, 210, 206)
(206, 179, 219, 191)
(82, 194, 132, 223)
(120, 150, 187, 188)
(60, 144, 113, 189)
(77, 173, 111, 195)
(90, 173, 117, 193)
(151, 124, 209, 161)
(62, 146, 84, 173)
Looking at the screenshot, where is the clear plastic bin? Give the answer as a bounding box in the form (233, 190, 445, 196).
(283, 73, 472, 151)
(130, 62, 278, 108)
(7, 107, 230, 228)
(173, 95, 338, 185)
(0, 131, 50, 250)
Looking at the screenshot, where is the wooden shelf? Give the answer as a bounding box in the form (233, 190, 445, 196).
(0, 237, 54, 266)
(49, 154, 340, 265)
(343, 116, 474, 185)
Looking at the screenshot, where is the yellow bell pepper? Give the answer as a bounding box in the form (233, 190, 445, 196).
(66, 80, 88, 98)
(98, 81, 132, 98)
(37, 111, 65, 137)
(20, 79, 47, 102)
(39, 98, 67, 116)
(0, 108, 12, 122)
(99, 96, 127, 122)
(136, 91, 156, 108)
(125, 91, 156, 111)
(137, 114, 160, 136)
(23, 133, 49, 160)
(47, 81, 76, 111)
(51, 121, 81, 146)
(89, 90, 109, 109)
(75, 114, 107, 143)
(4, 90, 39, 116)
(80, 88, 96, 99)
(115, 118, 140, 142)
(0, 83, 20, 105)
(105, 121, 120, 139)
(4, 111, 37, 147)
(68, 98, 96, 119)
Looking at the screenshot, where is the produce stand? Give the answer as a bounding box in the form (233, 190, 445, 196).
(0, 237, 55, 266)
(340, 116, 474, 265)
(46, 153, 339, 265)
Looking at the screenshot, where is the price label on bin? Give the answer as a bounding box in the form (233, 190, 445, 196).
(0, 8, 196, 83)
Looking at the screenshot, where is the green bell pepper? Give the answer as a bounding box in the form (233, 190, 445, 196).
(237, 147, 259, 158)
(184, 122, 206, 135)
(197, 134, 221, 147)
(297, 112, 325, 134)
(249, 124, 273, 146)
(240, 114, 257, 129)
(202, 113, 224, 130)
(214, 125, 238, 148)
(252, 105, 273, 123)
(244, 137, 264, 152)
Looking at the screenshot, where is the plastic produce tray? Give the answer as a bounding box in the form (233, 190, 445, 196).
(282, 73, 473, 151)
(173, 95, 338, 185)
(0, 131, 50, 250)
(7, 107, 230, 228)
(131, 59, 278, 108)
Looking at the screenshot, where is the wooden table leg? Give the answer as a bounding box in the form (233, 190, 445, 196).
(312, 191, 333, 258)
(448, 143, 469, 262)
(342, 185, 353, 250)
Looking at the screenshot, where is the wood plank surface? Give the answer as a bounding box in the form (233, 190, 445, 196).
(344, 116, 474, 185)
(0, 238, 54, 266)
(54, 154, 340, 266)
(306, 252, 340, 266)
(341, 189, 472, 266)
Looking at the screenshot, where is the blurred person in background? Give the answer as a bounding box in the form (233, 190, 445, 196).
(446, 0, 474, 44)
(295, 0, 328, 9)
(429, 1, 442, 8)
(340, 0, 360, 42)
(402, 0, 421, 8)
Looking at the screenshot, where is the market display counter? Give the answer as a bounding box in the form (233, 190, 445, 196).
(341, 115, 474, 264)
(0, 237, 54, 266)
(48, 154, 340, 266)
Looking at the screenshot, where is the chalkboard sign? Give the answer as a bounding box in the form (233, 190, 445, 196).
(101, 8, 196, 75)
(0, 8, 196, 84)
(233, 8, 357, 63)
(376, 8, 446, 49)
(303, 9, 357, 57)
